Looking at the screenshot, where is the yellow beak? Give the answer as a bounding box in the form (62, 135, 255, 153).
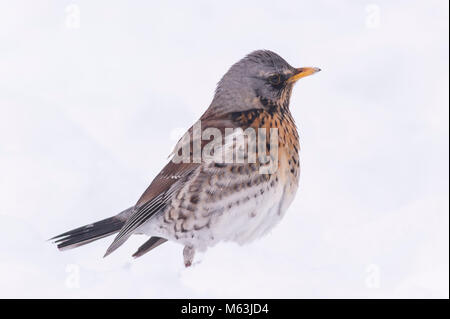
(287, 67, 321, 83)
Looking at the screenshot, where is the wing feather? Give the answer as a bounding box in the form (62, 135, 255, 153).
(103, 162, 198, 257)
(103, 116, 237, 257)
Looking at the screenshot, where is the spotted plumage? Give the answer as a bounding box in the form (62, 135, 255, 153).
(51, 50, 320, 267)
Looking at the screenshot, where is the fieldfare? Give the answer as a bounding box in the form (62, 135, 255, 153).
(51, 50, 321, 267)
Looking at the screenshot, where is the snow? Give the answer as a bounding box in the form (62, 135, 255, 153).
(0, 0, 448, 298)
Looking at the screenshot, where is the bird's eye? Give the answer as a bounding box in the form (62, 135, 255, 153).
(268, 74, 281, 85)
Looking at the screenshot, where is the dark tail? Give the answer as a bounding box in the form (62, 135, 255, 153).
(132, 236, 167, 258)
(50, 207, 134, 251)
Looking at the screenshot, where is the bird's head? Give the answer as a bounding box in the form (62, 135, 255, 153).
(208, 50, 320, 116)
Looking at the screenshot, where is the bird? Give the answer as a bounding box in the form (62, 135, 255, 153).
(51, 50, 321, 267)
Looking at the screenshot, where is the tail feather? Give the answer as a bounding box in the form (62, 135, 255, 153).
(132, 237, 167, 258)
(50, 207, 134, 251)
(51, 217, 125, 250)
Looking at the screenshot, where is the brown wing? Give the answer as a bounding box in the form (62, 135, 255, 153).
(104, 116, 236, 257)
(104, 161, 199, 257)
(135, 114, 238, 208)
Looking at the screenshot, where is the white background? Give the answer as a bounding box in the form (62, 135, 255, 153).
(0, 1, 448, 298)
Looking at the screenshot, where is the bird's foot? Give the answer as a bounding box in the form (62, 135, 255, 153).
(183, 245, 195, 267)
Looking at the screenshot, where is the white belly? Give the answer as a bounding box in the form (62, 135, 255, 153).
(139, 164, 299, 252)
(209, 181, 287, 245)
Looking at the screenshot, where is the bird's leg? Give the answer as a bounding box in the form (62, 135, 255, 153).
(183, 245, 195, 267)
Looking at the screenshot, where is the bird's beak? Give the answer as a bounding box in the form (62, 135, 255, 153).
(287, 67, 321, 83)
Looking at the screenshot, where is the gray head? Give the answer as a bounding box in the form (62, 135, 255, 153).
(206, 50, 320, 117)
